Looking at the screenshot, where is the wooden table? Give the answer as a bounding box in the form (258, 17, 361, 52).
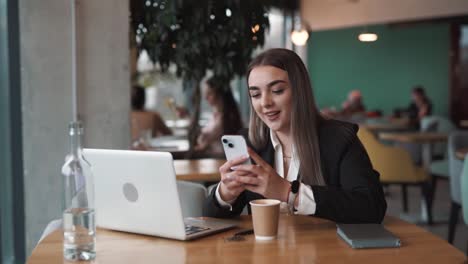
(359, 118, 409, 132)
(149, 136, 189, 153)
(379, 132, 448, 144)
(360, 123, 408, 131)
(28, 215, 466, 264)
(379, 132, 447, 169)
(174, 159, 225, 182)
(456, 147, 468, 160)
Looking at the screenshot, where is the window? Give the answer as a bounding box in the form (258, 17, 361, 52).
(0, 0, 25, 263)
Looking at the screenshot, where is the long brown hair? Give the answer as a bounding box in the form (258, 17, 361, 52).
(246, 48, 325, 186)
(206, 76, 243, 135)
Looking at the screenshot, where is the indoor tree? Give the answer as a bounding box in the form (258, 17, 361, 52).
(130, 0, 272, 156)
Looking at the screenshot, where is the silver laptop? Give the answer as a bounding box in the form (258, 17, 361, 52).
(83, 148, 236, 240)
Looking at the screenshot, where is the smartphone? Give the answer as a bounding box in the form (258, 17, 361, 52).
(221, 135, 252, 165)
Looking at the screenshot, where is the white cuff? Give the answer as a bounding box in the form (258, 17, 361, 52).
(295, 183, 316, 215)
(215, 183, 236, 210)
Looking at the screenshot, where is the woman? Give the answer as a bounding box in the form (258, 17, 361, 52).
(203, 49, 386, 223)
(406, 86, 432, 129)
(195, 76, 243, 157)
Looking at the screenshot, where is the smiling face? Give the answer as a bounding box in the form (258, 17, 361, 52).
(248, 65, 292, 134)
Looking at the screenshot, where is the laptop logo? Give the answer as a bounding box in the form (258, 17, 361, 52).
(123, 183, 138, 202)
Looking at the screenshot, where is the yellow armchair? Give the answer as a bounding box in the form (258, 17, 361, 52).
(357, 126, 433, 223)
(357, 127, 429, 183)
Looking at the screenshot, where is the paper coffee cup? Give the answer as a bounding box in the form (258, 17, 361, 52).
(249, 199, 281, 240)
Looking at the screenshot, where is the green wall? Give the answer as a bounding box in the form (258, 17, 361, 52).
(308, 23, 450, 116)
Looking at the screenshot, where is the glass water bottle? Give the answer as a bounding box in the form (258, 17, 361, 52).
(62, 121, 96, 261)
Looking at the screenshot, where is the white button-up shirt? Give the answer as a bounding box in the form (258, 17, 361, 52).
(215, 130, 317, 215)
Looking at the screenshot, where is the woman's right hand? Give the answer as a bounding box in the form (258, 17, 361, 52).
(218, 155, 252, 202)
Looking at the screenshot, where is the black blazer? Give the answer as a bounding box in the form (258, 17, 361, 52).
(203, 119, 387, 223)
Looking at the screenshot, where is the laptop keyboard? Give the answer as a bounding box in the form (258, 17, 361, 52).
(185, 224, 210, 235)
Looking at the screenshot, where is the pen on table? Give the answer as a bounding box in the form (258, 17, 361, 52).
(234, 229, 254, 236)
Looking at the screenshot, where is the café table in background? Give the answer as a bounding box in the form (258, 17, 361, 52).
(28, 215, 466, 264)
(174, 159, 224, 182)
(165, 118, 190, 136)
(148, 136, 224, 182)
(165, 118, 210, 137)
(149, 135, 189, 159)
(379, 132, 448, 169)
(359, 117, 410, 132)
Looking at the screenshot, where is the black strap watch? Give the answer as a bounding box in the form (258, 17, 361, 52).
(287, 180, 300, 213)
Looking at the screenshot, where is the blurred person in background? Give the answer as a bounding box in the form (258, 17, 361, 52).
(320, 90, 366, 121)
(194, 76, 243, 157)
(131, 85, 172, 141)
(394, 85, 432, 129)
(407, 85, 432, 129)
(341, 89, 366, 116)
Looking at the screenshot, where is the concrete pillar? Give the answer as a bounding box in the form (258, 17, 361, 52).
(76, 0, 131, 148)
(19, 0, 129, 256)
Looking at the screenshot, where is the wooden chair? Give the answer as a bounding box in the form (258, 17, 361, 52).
(357, 126, 433, 223)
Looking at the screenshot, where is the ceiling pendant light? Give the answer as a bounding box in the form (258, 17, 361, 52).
(291, 28, 309, 46)
(358, 32, 378, 42)
(355, 0, 378, 43)
(358, 23, 378, 42)
(290, 9, 309, 46)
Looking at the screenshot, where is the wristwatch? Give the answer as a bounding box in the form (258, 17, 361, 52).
(287, 180, 300, 213)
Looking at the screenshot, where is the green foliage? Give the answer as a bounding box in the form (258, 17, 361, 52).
(131, 0, 270, 83)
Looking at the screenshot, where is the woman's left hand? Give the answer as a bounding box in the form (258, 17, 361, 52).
(231, 148, 290, 202)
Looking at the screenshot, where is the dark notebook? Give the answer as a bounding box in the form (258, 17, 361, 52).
(337, 224, 401, 249)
